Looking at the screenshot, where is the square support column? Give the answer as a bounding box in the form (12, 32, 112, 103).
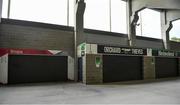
(127, 0, 138, 47)
(74, 0, 86, 81)
(143, 56, 156, 80)
(84, 54, 103, 84)
(161, 10, 171, 50)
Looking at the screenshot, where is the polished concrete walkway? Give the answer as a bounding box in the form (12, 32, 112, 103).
(0, 78, 180, 104)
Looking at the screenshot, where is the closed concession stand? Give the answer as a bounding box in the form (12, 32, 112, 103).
(155, 57, 178, 78)
(8, 55, 68, 84)
(103, 55, 143, 82)
(0, 49, 72, 84)
(78, 43, 180, 84)
(152, 50, 179, 78)
(79, 44, 146, 84)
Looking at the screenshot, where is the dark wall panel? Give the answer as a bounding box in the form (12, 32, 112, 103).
(103, 55, 143, 82)
(8, 55, 68, 84)
(155, 57, 178, 78)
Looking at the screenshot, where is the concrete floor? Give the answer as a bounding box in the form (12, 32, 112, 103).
(0, 78, 180, 104)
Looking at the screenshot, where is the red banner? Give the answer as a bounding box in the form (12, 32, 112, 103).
(0, 48, 54, 57)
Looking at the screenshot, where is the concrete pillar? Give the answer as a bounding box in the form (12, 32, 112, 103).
(75, 0, 86, 45)
(143, 56, 156, 80)
(127, 0, 138, 47)
(0, 0, 3, 22)
(84, 54, 103, 84)
(161, 10, 172, 50)
(74, 0, 86, 81)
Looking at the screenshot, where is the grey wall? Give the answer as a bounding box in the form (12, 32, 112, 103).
(0, 24, 74, 57)
(86, 33, 128, 46)
(136, 38, 164, 49)
(85, 30, 164, 49)
(170, 41, 180, 51)
(0, 19, 180, 56)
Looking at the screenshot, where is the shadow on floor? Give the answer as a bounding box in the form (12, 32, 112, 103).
(101, 77, 180, 85)
(1, 77, 180, 87)
(0, 80, 77, 87)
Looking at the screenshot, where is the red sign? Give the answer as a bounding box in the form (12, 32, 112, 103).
(0, 48, 54, 57)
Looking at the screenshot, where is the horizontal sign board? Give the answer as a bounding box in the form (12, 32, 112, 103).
(81, 43, 180, 57)
(98, 45, 147, 55)
(152, 50, 175, 57)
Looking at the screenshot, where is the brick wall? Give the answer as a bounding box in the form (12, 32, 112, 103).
(0, 24, 74, 56)
(143, 56, 156, 80)
(84, 54, 103, 84)
(1, 20, 180, 58)
(170, 41, 180, 51)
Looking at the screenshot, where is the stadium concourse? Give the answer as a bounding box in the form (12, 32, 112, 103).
(1, 0, 180, 104)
